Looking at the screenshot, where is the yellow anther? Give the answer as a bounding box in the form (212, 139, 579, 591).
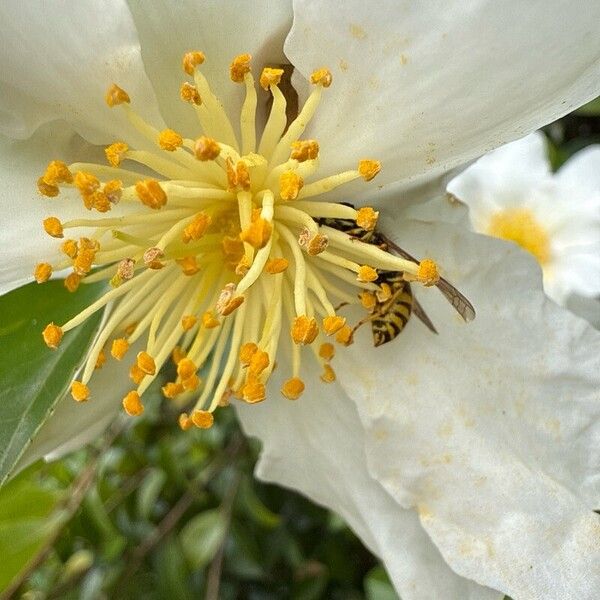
(182, 212, 212, 243)
(177, 358, 197, 380)
(202, 311, 220, 329)
(70, 381, 90, 402)
(417, 259, 440, 287)
(162, 382, 184, 399)
(320, 364, 336, 383)
(136, 351, 156, 375)
(124, 322, 137, 337)
(37, 178, 59, 197)
(225, 158, 237, 189)
(319, 342, 335, 361)
(281, 377, 305, 400)
(291, 316, 319, 345)
(236, 160, 251, 191)
(335, 324, 354, 346)
(178, 413, 194, 431)
(322, 315, 346, 336)
(216, 291, 245, 317)
(95, 349, 106, 370)
(290, 139, 319, 162)
(34, 262, 52, 283)
(279, 171, 304, 201)
(43, 323, 63, 349)
(61, 239, 78, 259)
(182, 51, 205, 75)
(249, 350, 270, 376)
(235, 255, 251, 276)
(64, 272, 81, 293)
(103, 180, 123, 204)
(176, 256, 200, 276)
(181, 315, 197, 331)
(111, 338, 130, 360)
(171, 346, 186, 365)
(73, 248, 96, 276)
(115, 258, 135, 284)
(74, 171, 100, 197)
(359, 290, 377, 311)
(240, 218, 272, 249)
(376, 282, 393, 303)
(105, 142, 128, 167)
(78, 237, 100, 251)
(194, 136, 221, 161)
(242, 376, 266, 403)
(143, 247, 165, 269)
(222, 236, 244, 267)
(230, 53, 252, 82)
(158, 129, 183, 151)
(129, 363, 146, 385)
(259, 67, 284, 90)
(182, 374, 200, 391)
(123, 391, 144, 416)
(239, 342, 258, 366)
(356, 207, 379, 231)
(180, 82, 202, 105)
(191, 409, 214, 429)
(358, 159, 381, 182)
(105, 84, 130, 107)
(88, 191, 112, 213)
(357, 265, 378, 283)
(310, 68, 332, 87)
(42, 160, 73, 186)
(298, 228, 329, 256)
(265, 257, 289, 274)
(135, 179, 167, 210)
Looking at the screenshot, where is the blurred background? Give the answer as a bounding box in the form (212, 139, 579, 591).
(1, 101, 598, 600)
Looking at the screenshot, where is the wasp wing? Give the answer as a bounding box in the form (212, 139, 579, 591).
(412, 297, 438, 334)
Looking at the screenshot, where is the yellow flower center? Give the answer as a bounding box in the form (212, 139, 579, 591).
(487, 208, 551, 265)
(35, 51, 436, 428)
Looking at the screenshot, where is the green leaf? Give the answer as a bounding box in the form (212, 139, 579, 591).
(576, 96, 600, 116)
(179, 509, 227, 569)
(0, 280, 106, 485)
(364, 565, 398, 600)
(137, 468, 167, 520)
(0, 466, 65, 591)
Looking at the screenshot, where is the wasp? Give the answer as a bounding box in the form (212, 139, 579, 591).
(315, 207, 475, 347)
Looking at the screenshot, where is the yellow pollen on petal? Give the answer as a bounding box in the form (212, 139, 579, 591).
(43, 323, 63, 349)
(279, 171, 304, 201)
(137, 351, 156, 375)
(240, 218, 272, 249)
(323, 315, 346, 335)
(135, 179, 167, 209)
(230, 53, 252, 82)
(177, 357, 197, 380)
(290, 140, 319, 162)
(357, 265, 378, 283)
(335, 324, 354, 346)
(105, 84, 130, 107)
(358, 160, 381, 182)
(320, 364, 336, 383)
(487, 207, 551, 265)
(194, 136, 221, 161)
(111, 338, 130, 360)
(158, 129, 183, 151)
(310, 68, 332, 87)
(191, 409, 214, 429)
(260, 67, 284, 90)
(180, 82, 202, 105)
(265, 257, 289, 274)
(71, 381, 90, 402)
(123, 391, 144, 416)
(239, 342, 258, 366)
(202, 311, 220, 329)
(182, 51, 205, 75)
(162, 382, 184, 399)
(61, 239, 78, 259)
(64, 272, 81, 293)
(182, 212, 212, 242)
(181, 315, 197, 331)
(356, 207, 379, 231)
(95, 349, 107, 370)
(34, 263, 52, 283)
(105, 142, 128, 167)
(417, 259, 440, 287)
(242, 377, 266, 403)
(43, 217, 64, 238)
(129, 364, 145, 385)
(281, 377, 305, 400)
(291, 316, 319, 345)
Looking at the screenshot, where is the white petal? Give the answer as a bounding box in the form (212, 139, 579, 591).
(0, 0, 163, 144)
(126, 0, 292, 137)
(566, 295, 600, 329)
(556, 144, 600, 194)
(285, 1, 600, 196)
(333, 208, 600, 599)
(236, 365, 501, 600)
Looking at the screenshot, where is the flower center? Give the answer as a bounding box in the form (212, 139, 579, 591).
(486, 207, 550, 265)
(36, 51, 438, 429)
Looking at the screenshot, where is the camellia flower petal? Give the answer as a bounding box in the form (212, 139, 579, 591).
(447, 133, 600, 303)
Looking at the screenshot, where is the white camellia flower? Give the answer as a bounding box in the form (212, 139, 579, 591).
(1, 1, 600, 599)
(447, 132, 600, 305)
